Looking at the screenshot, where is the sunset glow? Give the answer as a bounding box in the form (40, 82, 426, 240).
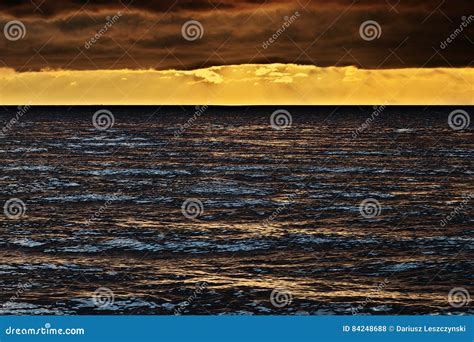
(1, 64, 472, 105)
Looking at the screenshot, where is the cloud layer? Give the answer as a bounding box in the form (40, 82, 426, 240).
(0, 0, 472, 71)
(1, 64, 472, 104)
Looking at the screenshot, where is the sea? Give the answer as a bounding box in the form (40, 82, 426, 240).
(0, 106, 472, 315)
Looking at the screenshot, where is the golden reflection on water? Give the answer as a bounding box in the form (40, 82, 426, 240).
(0, 108, 472, 314)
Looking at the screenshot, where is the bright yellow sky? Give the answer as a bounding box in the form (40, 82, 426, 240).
(0, 64, 472, 105)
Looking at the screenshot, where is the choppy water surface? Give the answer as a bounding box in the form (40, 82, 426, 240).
(0, 106, 472, 315)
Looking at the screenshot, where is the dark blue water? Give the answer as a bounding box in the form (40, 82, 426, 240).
(0, 106, 472, 315)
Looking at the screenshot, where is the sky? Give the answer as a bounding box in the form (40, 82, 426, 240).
(0, 0, 473, 104)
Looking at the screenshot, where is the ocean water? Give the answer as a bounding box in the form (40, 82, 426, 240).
(0, 106, 472, 315)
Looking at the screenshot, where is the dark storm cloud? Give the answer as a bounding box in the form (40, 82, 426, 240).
(0, 0, 283, 18)
(0, 0, 472, 70)
(1, 0, 471, 18)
